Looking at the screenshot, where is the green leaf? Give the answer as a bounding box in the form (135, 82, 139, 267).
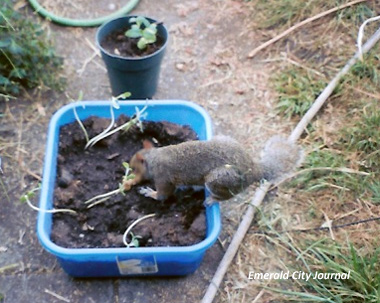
(137, 37, 148, 50)
(131, 238, 139, 247)
(0, 75, 10, 85)
(146, 24, 157, 34)
(116, 91, 131, 99)
(129, 17, 137, 24)
(135, 16, 151, 28)
(9, 39, 23, 55)
(142, 32, 156, 44)
(131, 24, 139, 31)
(126, 174, 136, 181)
(0, 39, 10, 48)
(125, 28, 142, 39)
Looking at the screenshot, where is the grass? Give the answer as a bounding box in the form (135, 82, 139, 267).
(253, 0, 375, 31)
(254, 0, 334, 29)
(274, 66, 328, 118)
(241, 1, 380, 302)
(253, 210, 380, 303)
(289, 98, 379, 201)
(345, 103, 380, 168)
(348, 54, 380, 87)
(273, 239, 380, 303)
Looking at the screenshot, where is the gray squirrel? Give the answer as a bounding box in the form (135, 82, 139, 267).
(124, 135, 303, 205)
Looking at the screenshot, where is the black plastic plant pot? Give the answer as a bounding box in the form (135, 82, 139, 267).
(96, 16, 168, 99)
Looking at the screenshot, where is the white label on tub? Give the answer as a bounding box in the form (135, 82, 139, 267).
(116, 256, 158, 275)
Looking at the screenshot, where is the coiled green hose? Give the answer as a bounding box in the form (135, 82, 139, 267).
(27, 0, 140, 27)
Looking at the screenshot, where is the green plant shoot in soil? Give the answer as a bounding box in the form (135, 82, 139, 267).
(21, 184, 76, 214)
(125, 16, 158, 50)
(84, 162, 136, 209)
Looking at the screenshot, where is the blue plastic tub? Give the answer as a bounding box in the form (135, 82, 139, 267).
(37, 100, 221, 277)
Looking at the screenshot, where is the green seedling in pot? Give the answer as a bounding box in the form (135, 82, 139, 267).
(123, 214, 155, 248)
(84, 162, 136, 209)
(21, 184, 76, 214)
(72, 91, 148, 150)
(125, 16, 158, 50)
(124, 232, 142, 248)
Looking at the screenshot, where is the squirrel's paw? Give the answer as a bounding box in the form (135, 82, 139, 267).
(203, 196, 218, 207)
(138, 187, 158, 200)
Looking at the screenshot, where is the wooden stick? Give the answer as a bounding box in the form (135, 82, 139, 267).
(201, 25, 380, 303)
(290, 26, 380, 142)
(248, 0, 367, 59)
(201, 183, 271, 303)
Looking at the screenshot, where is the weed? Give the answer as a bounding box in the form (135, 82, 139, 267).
(337, 3, 375, 26)
(254, 0, 317, 29)
(0, 0, 64, 97)
(368, 180, 380, 204)
(344, 103, 380, 168)
(350, 55, 380, 85)
(257, 210, 380, 303)
(274, 67, 327, 118)
(291, 145, 376, 201)
(271, 239, 380, 303)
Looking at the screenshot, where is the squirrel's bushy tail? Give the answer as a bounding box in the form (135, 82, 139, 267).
(260, 135, 303, 182)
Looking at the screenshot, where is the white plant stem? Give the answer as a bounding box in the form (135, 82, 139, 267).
(123, 213, 156, 247)
(85, 104, 116, 149)
(201, 22, 380, 303)
(24, 195, 77, 215)
(84, 188, 120, 208)
(85, 105, 147, 149)
(73, 106, 89, 143)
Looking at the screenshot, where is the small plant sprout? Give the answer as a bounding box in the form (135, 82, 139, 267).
(84, 162, 136, 209)
(85, 96, 147, 150)
(123, 213, 156, 248)
(111, 91, 131, 109)
(125, 16, 158, 50)
(21, 185, 77, 215)
(84, 91, 130, 149)
(124, 232, 142, 248)
(72, 91, 89, 143)
(72, 91, 134, 150)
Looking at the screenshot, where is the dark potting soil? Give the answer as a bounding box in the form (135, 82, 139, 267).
(51, 115, 207, 249)
(100, 25, 165, 58)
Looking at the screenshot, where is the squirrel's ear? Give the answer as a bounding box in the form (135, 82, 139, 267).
(135, 152, 145, 163)
(142, 140, 154, 149)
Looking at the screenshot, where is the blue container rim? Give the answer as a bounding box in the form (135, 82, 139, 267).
(37, 100, 221, 260)
(96, 15, 169, 62)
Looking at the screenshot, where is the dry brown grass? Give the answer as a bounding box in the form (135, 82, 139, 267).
(204, 0, 380, 302)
